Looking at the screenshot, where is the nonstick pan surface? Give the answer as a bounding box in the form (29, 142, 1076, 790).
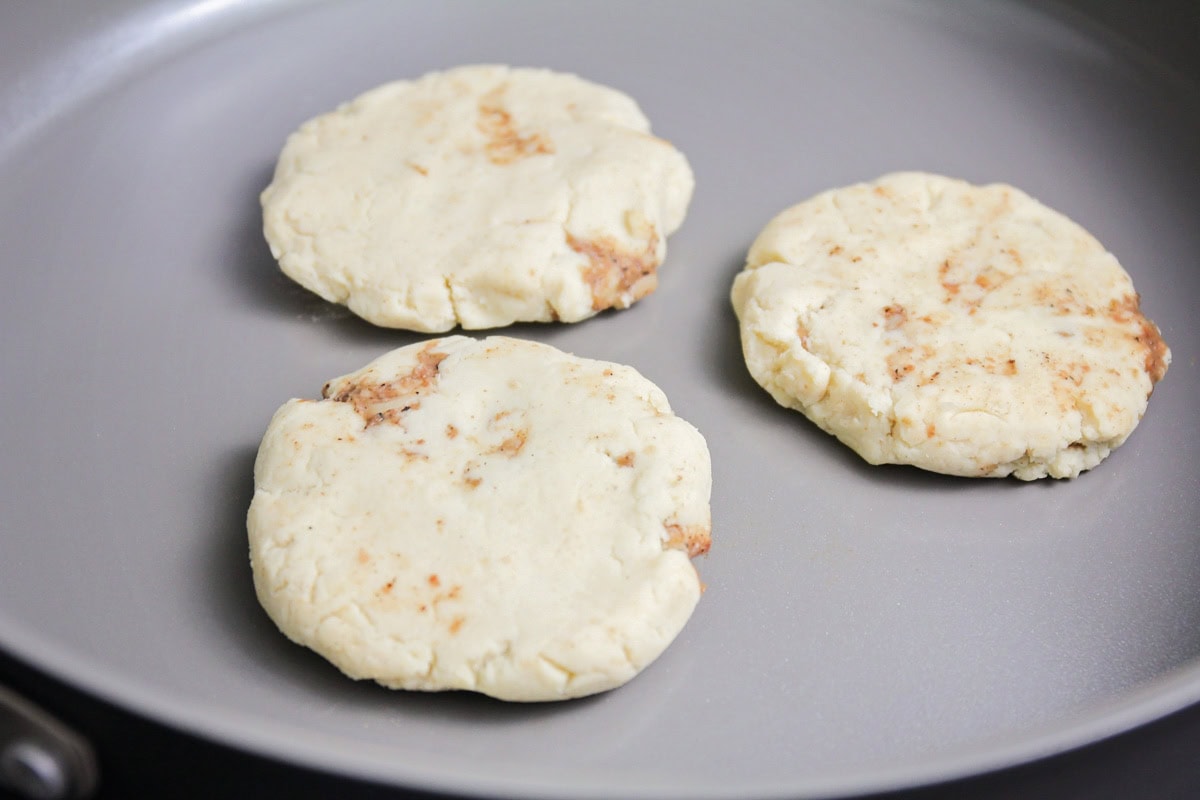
(2, 2, 1199, 798)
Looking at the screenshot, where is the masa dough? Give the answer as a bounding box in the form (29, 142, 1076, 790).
(247, 336, 711, 700)
(261, 65, 694, 331)
(731, 172, 1169, 479)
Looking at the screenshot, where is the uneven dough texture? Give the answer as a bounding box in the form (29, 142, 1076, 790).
(261, 64, 694, 331)
(247, 337, 711, 701)
(731, 172, 1170, 480)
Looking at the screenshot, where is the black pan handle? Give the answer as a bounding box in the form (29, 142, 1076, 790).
(0, 685, 97, 799)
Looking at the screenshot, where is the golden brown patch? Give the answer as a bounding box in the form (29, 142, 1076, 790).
(828, 245, 843, 256)
(663, 522, 711, 558)
(796, 319, 810, 349)
(494, 430, 528, 456)
(427, 574, 440, 587)
(883, 304, 907, 331)
(326, 342, 447, 428)
(477, 86, 554, 165)
(886, 344, 917, 383)
(464, 475, 482, 489)
(356, 549, 371, 565)
(926, 423, 937, 438)
(938, 259, 960, 296)
(568, 228, 661, 311)
(405, 161, 429, 176)
(379, 578, 396, 595)
(1109, 294, 1170, 384)
(445, 424, 458, 439)
(615, 451, 635, 468)
(1057, 361, 1091, 386)
(448, 616, 465, 635)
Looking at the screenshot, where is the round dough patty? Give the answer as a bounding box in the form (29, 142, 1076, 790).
(260, 64, 694, 332)
(247, 336, 711, 701)
(731, 172, 1170, 480)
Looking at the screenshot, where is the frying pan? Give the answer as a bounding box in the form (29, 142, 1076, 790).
(2, 1, 1199, 798)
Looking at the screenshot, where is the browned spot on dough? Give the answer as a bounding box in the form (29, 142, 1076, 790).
(477, 87, 554, 165)
(445, 424, 458, 439)
(379, 578, 396, 595)
(963, 355, 1020, 377)
(1006, 247, 1024, 267)
(327, 342, 447, 428)
(418, 604, 428, 612)
(616, 451, 635, 467)
(883, 304, 907, 331)
(464, 475, 482, 489)
(1057, 362, 1091, 387)
(796, 319, 810, 348)
(1109, 294, 1170, 384)
(663, 522, 711, 558)
(494, 429, 528, 456)
(828, 245, 843, 256)
(926, 423, 937, 438)
(938, 259, 960, 296)
(568, 228, 661, 311)
(405, 161, 429, 176)
(448, 616, 465, 635)
(428, 574, 440, 587)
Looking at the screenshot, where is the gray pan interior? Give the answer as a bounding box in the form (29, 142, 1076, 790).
(2, 1, 1199, 798)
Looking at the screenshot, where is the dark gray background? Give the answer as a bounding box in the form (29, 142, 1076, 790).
(2, 1, 1199, 798)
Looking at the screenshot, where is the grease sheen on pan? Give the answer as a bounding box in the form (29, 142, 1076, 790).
(247, 336, 711, 701)
(731, 172, 1170, 480)
(260, 64, 694, 332)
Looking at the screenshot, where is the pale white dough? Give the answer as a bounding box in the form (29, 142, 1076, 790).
(261, 64, 694, 331)
(731, 172, 1170, 480)
(247, 336, 711, 701)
